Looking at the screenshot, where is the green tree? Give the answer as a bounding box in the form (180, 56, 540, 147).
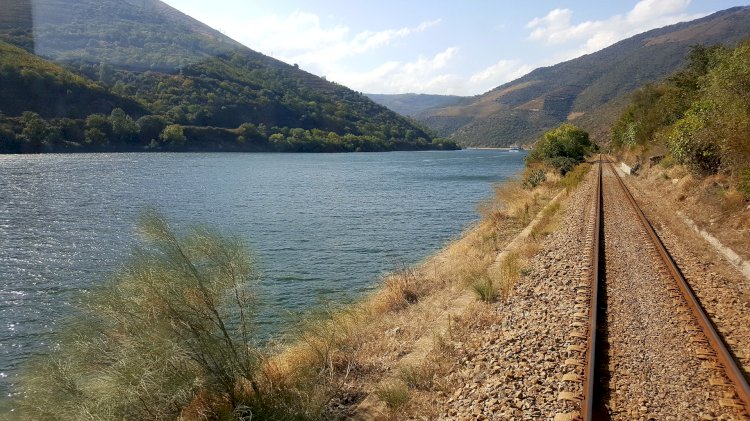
(238, 122, 261, 142)
(136, 115, 167, 144)
(526, 123, 594, 174)
(85, 114, 111, 137)
(57, 118, 84, 144)
(667, 101, 719, 175)
(702, 40, 750, 179)
(19, 111, 47, 149)
(160, 124, 186, 147)
(84, 127, 107, 145)
(110, 108, 139, 144)
(98, 62, 113, 86)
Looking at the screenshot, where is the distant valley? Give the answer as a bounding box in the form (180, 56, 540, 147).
(366, 93, 469, 117)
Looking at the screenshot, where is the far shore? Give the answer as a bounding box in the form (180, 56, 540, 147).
(465, 147, 525, 151)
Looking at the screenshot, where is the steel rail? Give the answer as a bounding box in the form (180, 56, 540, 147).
(581, 155, 603, 421)
(607, 160, 750, 415)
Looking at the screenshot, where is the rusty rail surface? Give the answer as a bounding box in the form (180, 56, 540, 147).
(581, 155, 604, 420)
(607, 160, 750, 415)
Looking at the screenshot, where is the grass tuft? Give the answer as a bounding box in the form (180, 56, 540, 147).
(472, 276, 497, 303)
(496, 253, 520, 300)
(398, 364, 435, 391)
(373, 266, 423, 314)
(375, 380, 410, 408)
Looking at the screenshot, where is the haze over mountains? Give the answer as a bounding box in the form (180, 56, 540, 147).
(372, 6, 750, 147)
(0, 0, 452, 152)
(365, 94, 468, 117)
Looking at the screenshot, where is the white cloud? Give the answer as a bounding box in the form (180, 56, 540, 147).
(222, 11, 441, 76)
(330, 48, 535, 96)
(329, 47, 464, 94)
(527, 0, 705, 61)
(469, 59, 534, 93)
(192, 1, 710, 95)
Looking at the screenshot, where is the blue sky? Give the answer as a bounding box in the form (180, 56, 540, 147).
(162, 0, 748, 95)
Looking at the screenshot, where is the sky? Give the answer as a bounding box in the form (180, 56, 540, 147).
(162, 0, 748, 96)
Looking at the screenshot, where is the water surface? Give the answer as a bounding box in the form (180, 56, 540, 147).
(0, 149, 525, 401)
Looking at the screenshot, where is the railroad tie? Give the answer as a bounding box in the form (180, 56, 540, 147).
(557, 391, 581, 403)
(553, 411, 580, 421)
(567, 344, 586, 353)
(562, 372, 582, 382)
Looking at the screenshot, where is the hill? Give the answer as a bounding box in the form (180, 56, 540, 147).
(0, 0, 454, 153)
(0, 41, 147, 118)
(417, 6, 750, 147)
(366, 93, 469, 116)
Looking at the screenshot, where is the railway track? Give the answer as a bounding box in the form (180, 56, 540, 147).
(570, 155, 750, 420)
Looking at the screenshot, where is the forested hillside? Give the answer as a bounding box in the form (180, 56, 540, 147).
(417, 6, 750, 147)
(0, 0, 455, 153)
(611, 39, 750, 196)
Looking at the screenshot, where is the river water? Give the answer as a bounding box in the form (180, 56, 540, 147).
(0, 149, 525, 402)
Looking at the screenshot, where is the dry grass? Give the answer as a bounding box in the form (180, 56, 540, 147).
(372, 266, 423, 314)
(635, 161, 750, 265)
(398, 363, 436, 391)
(375, 380, 410, 408)
(559, 162, 592, 194)
(530, 202, 562, 240)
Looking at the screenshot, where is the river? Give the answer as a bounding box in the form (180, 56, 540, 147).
(0, 149, 525, 402)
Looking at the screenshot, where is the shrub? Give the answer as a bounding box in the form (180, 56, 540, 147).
(526, 123, 595, 175)
(523, 167, 547, 189)
(667, 101, 721, 176)
(13, 210, 267, 420)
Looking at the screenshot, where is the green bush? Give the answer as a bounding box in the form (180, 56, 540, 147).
(667, 101, 721, 175)
(526, 123, 594, 175)
(160, 123, 186, 146)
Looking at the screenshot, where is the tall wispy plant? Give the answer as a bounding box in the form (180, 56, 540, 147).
(13, 209, 263, 420)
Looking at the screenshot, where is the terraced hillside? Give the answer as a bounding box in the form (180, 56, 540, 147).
(417, 6, 750, 147)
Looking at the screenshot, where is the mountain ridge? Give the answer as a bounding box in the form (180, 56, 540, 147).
(0, 0, 454, 153)
(416, 6, 750, 147)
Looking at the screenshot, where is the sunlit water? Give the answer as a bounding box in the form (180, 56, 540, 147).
(0, 150, 525, 403)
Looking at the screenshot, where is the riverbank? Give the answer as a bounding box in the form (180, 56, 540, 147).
(230, 165, 589, 419)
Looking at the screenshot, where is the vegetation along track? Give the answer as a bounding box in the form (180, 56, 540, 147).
(559, 156, 750, 420)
